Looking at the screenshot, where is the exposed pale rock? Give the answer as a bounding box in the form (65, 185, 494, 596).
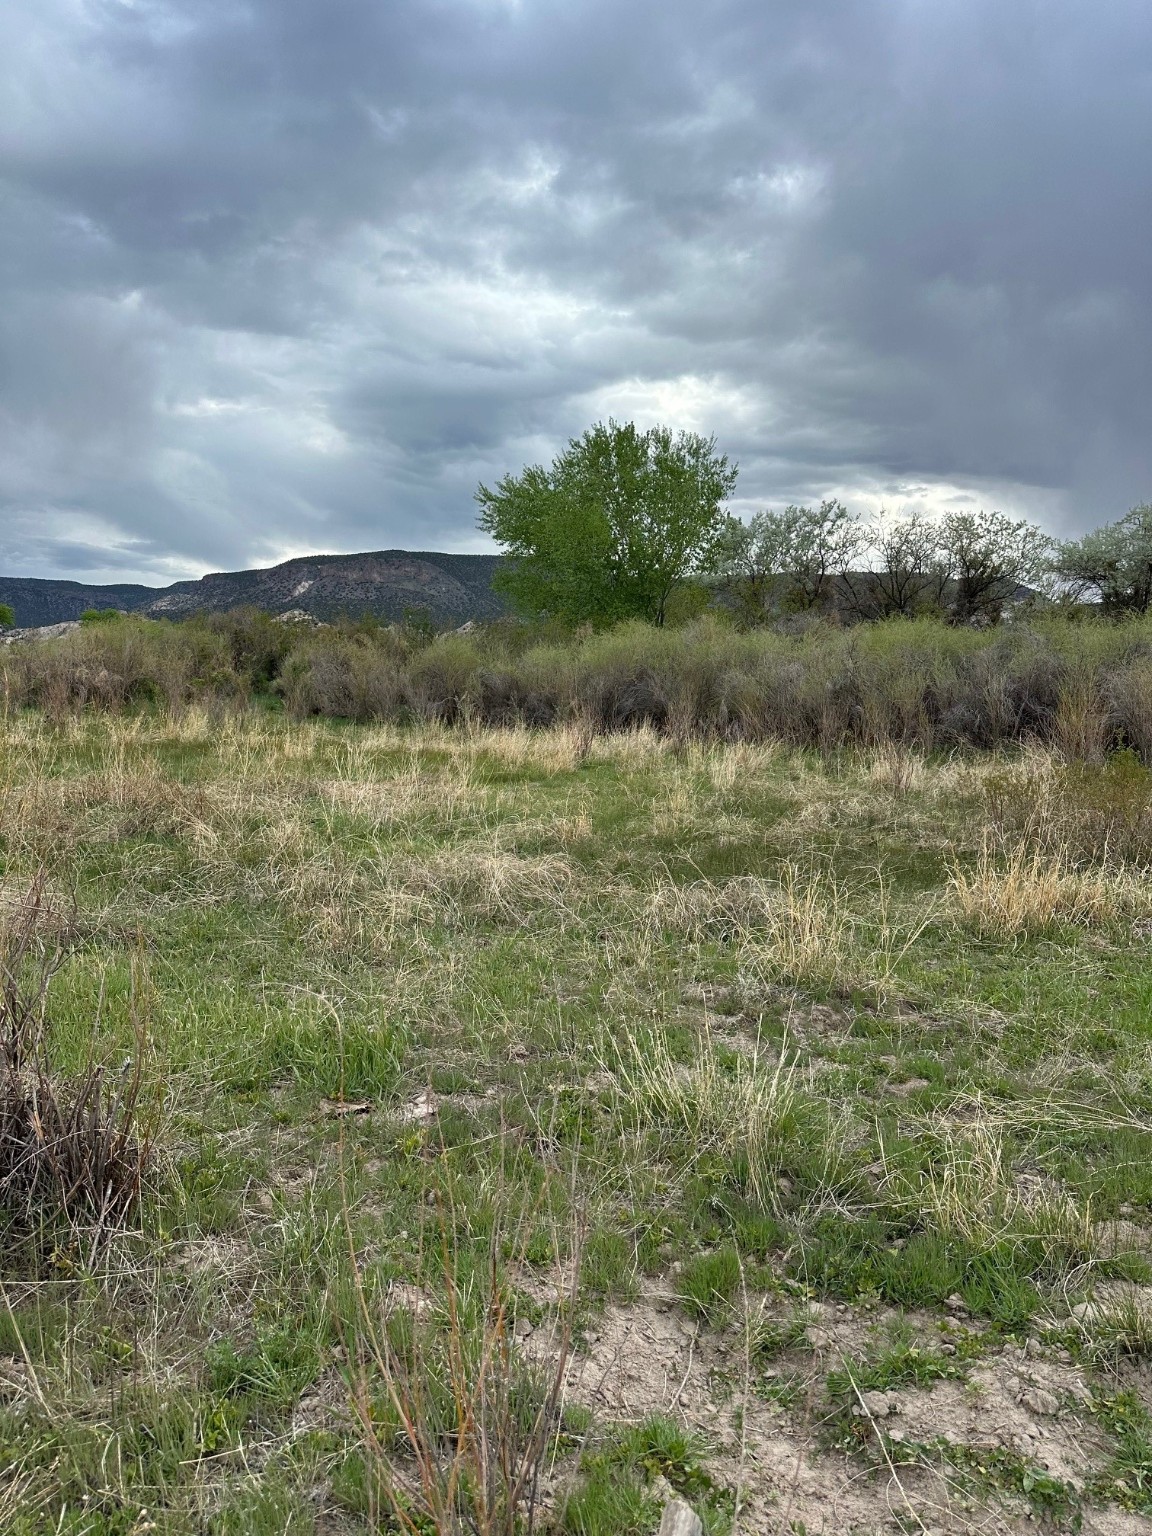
(657, 1500, 702, 1536)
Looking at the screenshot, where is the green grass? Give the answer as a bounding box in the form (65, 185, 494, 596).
(1, 710, 1152, 1529)
(561, 1415, 733, 1536)
(677, 1246, 743, 1323)
(825, 1320, 972, 1402)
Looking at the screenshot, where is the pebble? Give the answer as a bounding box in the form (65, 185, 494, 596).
(1021, 1387, 1060, 1416)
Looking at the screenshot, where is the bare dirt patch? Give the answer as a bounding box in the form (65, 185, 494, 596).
(530, 1284, 1144, 1533)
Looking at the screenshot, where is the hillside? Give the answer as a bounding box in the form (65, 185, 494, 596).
(0, 550, 508, 628)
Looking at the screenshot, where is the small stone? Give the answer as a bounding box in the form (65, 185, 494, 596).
(944, 1293, 967, 1313)
(658, 1500, 703, 1536)
(939, 1342, 957, 1356)
(1021, 1387, 1060, 1416)
(805, 1325, 833, 1349)
(513, 1317, 534, 1339)
(1071, 1301, 1099, 1324)
(887, 1427, 906, 1443)
(860, 1390, 894, 1418)
(1023, 1337, 1043, 1358)
(400, 1088, 438, 1123)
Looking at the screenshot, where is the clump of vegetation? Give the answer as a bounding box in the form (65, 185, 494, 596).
(0, 872, 157, 1255)
(947, 833, 1152, 934)
(562, 1415, 731, 1536)
(348, 1229, 575, 1536)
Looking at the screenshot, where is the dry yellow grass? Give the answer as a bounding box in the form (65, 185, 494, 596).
(948, 834, 1152, 934)
(867, 741, 928, 797)
(879, 1101, 1099, 1263)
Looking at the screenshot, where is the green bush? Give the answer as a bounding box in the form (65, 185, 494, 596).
(10, 608, 1152, 761)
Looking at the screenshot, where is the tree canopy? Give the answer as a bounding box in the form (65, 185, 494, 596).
(1052, 505, 1152, 615)
(718, 504, 1055, 625)
(476, 420, 737, 626)
(937, 511, 1053, 624)
(718, 500, 863, 615)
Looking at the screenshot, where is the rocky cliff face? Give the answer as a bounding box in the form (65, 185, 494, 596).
(0, 551, 508, 628)
(0, 579, 156, 628)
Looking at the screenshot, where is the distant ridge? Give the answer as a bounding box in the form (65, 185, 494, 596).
(0, 550, 509, 629)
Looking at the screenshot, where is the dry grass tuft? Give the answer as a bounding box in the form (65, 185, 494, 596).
(747, 863, 854, 986)
(948, 835, 1152, 934)
(867, 742, 928, 797)
(644, 874, 781, 942)
(647, 863, 932, 999)
(318, 765, 478, 830)
(349, 1189, 577, 1536)
(880, 1103, 1097, 1261)
(393, 849, 581, 926)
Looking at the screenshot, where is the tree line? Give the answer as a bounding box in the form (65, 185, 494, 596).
(479, 419, 1152, 628)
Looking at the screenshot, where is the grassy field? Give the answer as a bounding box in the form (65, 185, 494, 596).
(3, 709, 1152, 1534)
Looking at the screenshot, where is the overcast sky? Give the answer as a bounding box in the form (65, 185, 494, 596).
(3, 0, 1151, 585)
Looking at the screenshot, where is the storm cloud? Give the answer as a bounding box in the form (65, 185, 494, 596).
(2, 0, 1150, 582)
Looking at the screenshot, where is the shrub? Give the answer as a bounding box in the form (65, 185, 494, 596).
(0, 873, 157, 1253)
(10, 609, 1152, 763)
(2, 617, 239, 715)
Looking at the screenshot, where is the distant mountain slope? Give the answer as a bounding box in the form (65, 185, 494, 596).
(0, 551, 509, 628)
(0, 578, 158, 628)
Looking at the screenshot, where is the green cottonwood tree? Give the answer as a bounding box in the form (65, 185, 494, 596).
(476, 420, 737, 626)
(0, 604, 14, 628)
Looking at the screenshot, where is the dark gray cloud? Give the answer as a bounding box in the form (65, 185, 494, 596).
(2, 0, 1150, 582)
